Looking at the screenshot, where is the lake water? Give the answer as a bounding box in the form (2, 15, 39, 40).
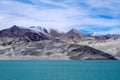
(0, 60, 120, 80)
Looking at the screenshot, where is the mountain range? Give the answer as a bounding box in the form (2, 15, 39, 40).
(0, 25, 119, 60)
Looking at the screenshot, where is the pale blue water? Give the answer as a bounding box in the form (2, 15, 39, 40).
(0, 60, 120, 80)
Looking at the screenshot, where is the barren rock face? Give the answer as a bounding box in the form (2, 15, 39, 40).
(0, 40, 116, 60)
(87, 39, 120, 58)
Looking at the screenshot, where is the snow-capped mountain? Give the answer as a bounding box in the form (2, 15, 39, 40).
(29, 26, 49, 35)
(29, 26, 64, 38)
(0, 25, 65, 42)
(91, 32, 99, 37)
(0, 25, 50, 41)
(0, 25, 120, 43)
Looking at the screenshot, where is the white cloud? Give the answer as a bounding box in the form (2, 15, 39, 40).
(30, 0, 69, 8)
(0, 16, 5, 20)
(98, 28, 120, 34)
(0, 0, 119, 33)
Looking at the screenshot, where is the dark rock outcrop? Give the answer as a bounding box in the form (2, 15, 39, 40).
(67, 45, 116, 60)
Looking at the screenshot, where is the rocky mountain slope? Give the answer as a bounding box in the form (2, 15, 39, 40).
(0, 40, 116, 60)
(88, 39, 120, 59)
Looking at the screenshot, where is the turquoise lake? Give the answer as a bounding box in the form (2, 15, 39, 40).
(0, 60, 120, 80)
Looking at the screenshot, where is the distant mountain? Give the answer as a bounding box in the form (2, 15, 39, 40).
(91, 32, 99, 37)
(104, 34, 120, 40)
(29, 26, 64, 38)
(29, 26, 49, 35)
(60, 28, 89, 43)
(0, 25, 120, 43)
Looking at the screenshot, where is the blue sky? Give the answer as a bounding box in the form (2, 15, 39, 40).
(0, 0, 120, 34)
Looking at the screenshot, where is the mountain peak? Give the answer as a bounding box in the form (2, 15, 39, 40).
(11, 25, 20, 29)
(70, 28, 77, 31)
(91, 32, 99, 36)
(69, 28, 79, 33)
(69, 28, 89, 37)
(29, 26, 49, 35)
(49, 28, 64, 38)
(10, 25, 26, 30)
